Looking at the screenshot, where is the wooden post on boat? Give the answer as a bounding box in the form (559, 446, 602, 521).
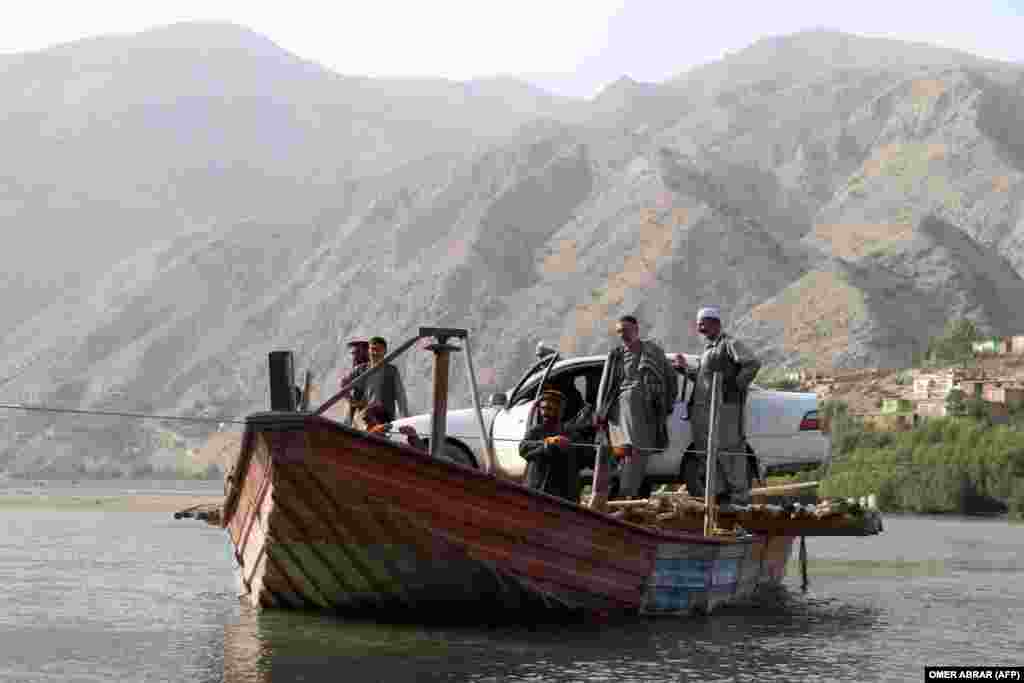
(588, 350, 616, 511)
(800, 535, 809, 592)
(461, 331, 497, 474)
(703, 372, 723, 536)
(298, 370, 312, 411)
(424, 330, 461, 461)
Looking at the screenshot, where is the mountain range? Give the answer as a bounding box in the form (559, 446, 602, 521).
(3, 21, 1024, 475)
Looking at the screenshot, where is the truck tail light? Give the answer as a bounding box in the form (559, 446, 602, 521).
(799, 411, 819, 431)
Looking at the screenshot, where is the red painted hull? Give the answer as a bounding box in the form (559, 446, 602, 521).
(221, 412, 796, 617)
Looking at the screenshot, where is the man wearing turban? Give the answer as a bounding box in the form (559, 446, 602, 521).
(518, 389, 586, 502)
(672, 306, 762, 503)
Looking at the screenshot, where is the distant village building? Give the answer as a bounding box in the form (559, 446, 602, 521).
(1003, 335, 1024, 354)
(988, 401, 1011, 424)
(912, 370, 957, 400)
(983, 385, 1024, 404)
(911, 367, 987, 401)
(915, 399, 949, 418)
(957, 379, 986, 399)
(972, 337, 1003, 355)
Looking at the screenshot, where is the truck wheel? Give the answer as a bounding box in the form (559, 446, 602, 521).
(436, 440, 478, 469)
(682, 448, 704, 497)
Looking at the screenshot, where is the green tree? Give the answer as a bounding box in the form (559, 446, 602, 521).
(946, 388, 967, 417)
(928, 318, 979, 367)
(965, 397, 991, 423)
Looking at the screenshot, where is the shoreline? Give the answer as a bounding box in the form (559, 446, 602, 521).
(0, 491, 223, 512)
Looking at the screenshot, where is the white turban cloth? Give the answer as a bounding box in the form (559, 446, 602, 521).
(696, 306, 721, 322)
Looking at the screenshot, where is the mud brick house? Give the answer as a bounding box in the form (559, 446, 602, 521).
(985, 385, 1024, 404)
(911, 368, 976, 400)
(1001, 336, 1024, 355)
(972, 335, 1024, 355)
(973, 337, 1004, 355)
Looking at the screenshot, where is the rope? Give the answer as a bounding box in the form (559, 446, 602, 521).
(0, 402, 247, 425)
(0, 402, 751, 453)
(3, 402, 1015, 468)
(387, 428, 757, 457)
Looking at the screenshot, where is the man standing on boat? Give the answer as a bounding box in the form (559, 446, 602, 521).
(519, 389, 586, 502)
(596, 315, 677, 499)
(672, 306, 762, 504)
(362, 336, 410, 422)
(338, 339, 370, 426)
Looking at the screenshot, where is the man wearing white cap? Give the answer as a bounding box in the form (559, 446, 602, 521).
(672, 306, 761, 503)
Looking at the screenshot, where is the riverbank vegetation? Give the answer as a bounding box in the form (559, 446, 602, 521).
(809, 399, 1024, 520)
(6, 461, 222, 481)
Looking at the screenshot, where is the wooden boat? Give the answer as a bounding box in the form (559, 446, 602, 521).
(203, 326, 880, 619)
(221, 410, 800, 617)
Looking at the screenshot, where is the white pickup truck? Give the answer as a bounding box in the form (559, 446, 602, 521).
(388, 351, 830, 493)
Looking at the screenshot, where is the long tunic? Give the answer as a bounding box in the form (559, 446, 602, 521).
(607, 339, 677, 453)
(684, 332, 762, 497)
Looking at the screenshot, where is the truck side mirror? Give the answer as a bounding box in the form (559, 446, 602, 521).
(488, 392, 508, 408)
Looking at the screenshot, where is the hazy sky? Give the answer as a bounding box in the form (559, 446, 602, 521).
(5, 0, 1024, 97)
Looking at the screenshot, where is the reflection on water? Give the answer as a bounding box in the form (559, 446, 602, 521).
(219, 587, 886, 683)
(2, 506, 1022, 683)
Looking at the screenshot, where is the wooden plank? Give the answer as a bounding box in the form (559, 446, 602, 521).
(276, 435, 660, 569)
(271, 466, 412, 605)
(749, 481, 820, 496)
(297, 456, 656, 578)
(300, 419, 725, 545)
(267, 453, 648, 606)
(264, 491, 356, 608)
(280, 467, 646, 600)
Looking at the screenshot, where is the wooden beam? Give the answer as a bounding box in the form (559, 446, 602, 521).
(748, 481, 820, 496)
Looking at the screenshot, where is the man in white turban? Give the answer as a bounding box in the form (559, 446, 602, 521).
(672, 306, 761, 503)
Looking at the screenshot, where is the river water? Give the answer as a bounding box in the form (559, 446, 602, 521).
(1, 496, 1022, 682)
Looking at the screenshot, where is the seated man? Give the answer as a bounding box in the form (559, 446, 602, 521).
(518, 389, 586, 503)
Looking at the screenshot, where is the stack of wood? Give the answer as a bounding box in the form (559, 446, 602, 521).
(593, 482, 877, 536)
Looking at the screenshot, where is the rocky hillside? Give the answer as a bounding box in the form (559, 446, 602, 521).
(0, 21, 578, 329)
(3, 25, 1024, 475)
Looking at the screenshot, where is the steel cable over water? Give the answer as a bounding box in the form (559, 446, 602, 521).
(0, 401, 1003, 465)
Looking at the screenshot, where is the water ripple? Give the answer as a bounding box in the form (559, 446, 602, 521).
(2, 510, 1023, 682)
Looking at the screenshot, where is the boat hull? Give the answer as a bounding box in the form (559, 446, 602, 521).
(222, 412, 796, 618)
